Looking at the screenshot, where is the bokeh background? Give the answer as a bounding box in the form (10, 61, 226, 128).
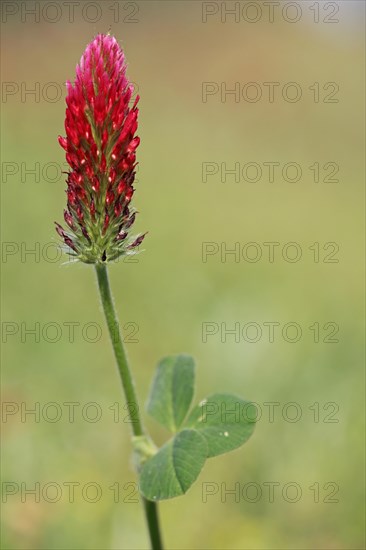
(1, 1, 365, 548)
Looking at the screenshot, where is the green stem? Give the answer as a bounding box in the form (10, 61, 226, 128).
(95, 263, 163, 550)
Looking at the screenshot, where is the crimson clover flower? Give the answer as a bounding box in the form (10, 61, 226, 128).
(56, 33, 146, 263)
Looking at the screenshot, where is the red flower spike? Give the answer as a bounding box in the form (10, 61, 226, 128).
(55, 33, 145, 263)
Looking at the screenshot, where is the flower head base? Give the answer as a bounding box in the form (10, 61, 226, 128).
(56, 33, 146, 263)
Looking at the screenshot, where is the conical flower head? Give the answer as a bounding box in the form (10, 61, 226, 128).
(56, 33, 146, 263)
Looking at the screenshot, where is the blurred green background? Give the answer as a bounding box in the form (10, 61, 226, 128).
(1, 1, 365, 548)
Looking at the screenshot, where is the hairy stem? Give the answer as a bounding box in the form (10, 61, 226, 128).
(95, 263, 163, 550)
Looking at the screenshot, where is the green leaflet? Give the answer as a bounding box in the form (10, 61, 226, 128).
(184, 393, 256, 457)
(146, 355, 195, 432)
(139, 429, 208, 500)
